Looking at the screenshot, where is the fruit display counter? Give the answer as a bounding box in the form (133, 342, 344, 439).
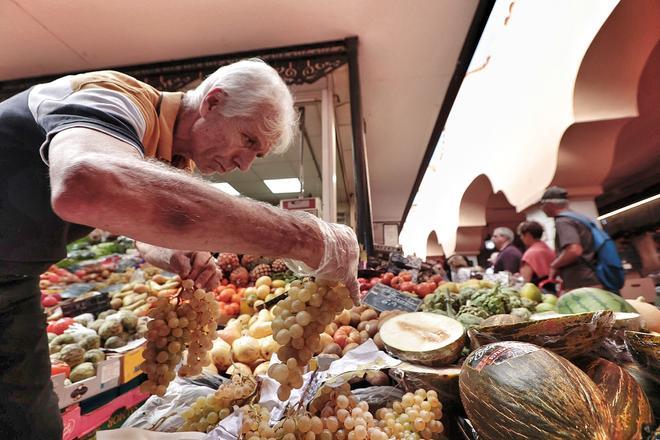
(40, 245, 659, 439)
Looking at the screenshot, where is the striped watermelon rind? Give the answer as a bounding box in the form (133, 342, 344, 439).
(557, 288, 636, 314)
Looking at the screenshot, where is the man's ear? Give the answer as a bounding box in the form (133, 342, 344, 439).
(200, 88, 226, 117)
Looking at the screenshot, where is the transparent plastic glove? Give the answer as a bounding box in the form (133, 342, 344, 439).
(283, 212, 360, 303)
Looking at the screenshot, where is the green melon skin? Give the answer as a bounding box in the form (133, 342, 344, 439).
(557, 288, 636, 314)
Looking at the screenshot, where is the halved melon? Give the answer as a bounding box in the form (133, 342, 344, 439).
(379, 312, 464, 366)
(389, 362, 461, 406)
(468, 310, 614, 359)
(624, 330, 660, 376)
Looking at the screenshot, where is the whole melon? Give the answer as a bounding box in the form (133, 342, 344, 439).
(69, 362, 96, 383)
(79, 334, 101, 350)
(583, 358, 654, 439)
(59, 344, 85, 368)
(557, 287, 636, 314)
(99, 320, 123, 340)
(460, 341, 613, 440)
(83, 349, 106, 365)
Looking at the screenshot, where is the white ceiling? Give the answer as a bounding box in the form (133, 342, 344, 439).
(1, 0, 479, 223)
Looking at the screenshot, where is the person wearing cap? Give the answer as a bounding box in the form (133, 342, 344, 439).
(491, 227, 522, 273)
(540, 186, 600, 289)
(0, 60, 359, 439)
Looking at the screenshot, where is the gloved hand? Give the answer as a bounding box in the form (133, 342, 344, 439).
(169, 251, 222, 291)
(284, 212, 360, 303)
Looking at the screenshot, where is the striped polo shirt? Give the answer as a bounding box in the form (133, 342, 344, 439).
(0, 71, 186, 275)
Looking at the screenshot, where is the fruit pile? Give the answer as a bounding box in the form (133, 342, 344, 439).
(358, 272, 444, 299)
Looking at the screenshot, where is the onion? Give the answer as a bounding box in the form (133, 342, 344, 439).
(253, 361, 270, 376)
(259, 335, 280, 360)
(232, 335, 261, 364)
(211, 338, 232, 369)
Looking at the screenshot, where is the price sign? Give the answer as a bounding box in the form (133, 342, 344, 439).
(361, 283, 422, 313)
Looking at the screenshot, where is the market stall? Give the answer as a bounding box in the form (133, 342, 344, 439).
(44, 238, 659, 439)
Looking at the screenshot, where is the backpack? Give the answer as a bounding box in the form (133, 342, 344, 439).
(558, 211, 625, 293)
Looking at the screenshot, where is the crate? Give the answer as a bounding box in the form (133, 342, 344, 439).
(52, 356, 121, 409)
(119, 342, 146, 384)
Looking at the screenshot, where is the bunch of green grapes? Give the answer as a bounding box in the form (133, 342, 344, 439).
(140, 279, 219, 396)
(375, 389, 444, 439)
(180, 373, 258, 433)
(268, 280, 353, 400)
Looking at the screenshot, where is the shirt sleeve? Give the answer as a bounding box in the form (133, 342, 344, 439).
(555, 217, 582, 250)
(28, 79, 146, 165)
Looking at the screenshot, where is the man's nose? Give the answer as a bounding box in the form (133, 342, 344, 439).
(236, 150, 257, 171)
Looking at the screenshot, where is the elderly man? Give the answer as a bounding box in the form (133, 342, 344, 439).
(540, 186, 601, 289)
(0, 59, 358, 439)
(491, 227, 522, 273)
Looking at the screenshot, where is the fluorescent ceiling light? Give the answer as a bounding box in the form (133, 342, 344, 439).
(211, 182, 240, 196)
(264, 178, 301, 194)
(597, 194, 659, 221)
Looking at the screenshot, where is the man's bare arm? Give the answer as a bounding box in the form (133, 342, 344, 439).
(48, 128, 322, 268)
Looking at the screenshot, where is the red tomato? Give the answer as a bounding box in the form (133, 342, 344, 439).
(47, 317, 75, 335)
(390, 276, 402, 289)
(369, 277, 380, 287)
(51, 361, 71, 378)
(381, 272, 395, 286)
(42, 295, 59, 307)
(231, 293, 242, 304)
(430, 274, 444, 285)
(399, 272, 413, 282)
(414, 282, 435, 297)
(426, 281, 438, 291)
(399, 281, 416, 293)
(359, 283, 371, 292)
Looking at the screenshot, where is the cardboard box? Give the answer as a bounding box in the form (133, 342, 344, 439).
(117, 340, 146, 384)
(53, 356, 121, 409)
(620, 277, 656, 303)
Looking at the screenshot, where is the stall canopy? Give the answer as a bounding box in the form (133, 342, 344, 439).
(401, 0, 660, 259)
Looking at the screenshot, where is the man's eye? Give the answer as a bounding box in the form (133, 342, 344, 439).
(243, 134, 256, 147)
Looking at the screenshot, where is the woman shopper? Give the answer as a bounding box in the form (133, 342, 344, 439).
(517, 221, 556, 285)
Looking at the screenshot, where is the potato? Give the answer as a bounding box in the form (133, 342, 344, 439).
(349, 312, 361, 327)
(357, 321, 369, 332)
(360, 308, 378, 322)
(322, 343, 342, 356)
(337, 310, 351, 326)
(319, 332, 334, 348)
(343, 343, 359, 355)
(365, 370, 390, 386)
(366, 320, 379, 338)
(359, 330, 370, 343)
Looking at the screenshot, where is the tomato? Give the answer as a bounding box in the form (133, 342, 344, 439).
(227, 303, 240, 316)
(218, 290, 232, 303)
(399, 272, 413, 282)
(225, 283, 237, 291)
(399, 281, 416, 293)
(41, 295, 59, 307)
(51, 361, 71, 378)
(359, 283, 371, 292)
(47, 317, 75, 335)
(369, 277, 380, 287)
(415, 282, 435, 297)
(390, 276, 402, 289)
(430, 274, 444, 285)
(231, 293, 242, 304)
(380, 272, 395, 286)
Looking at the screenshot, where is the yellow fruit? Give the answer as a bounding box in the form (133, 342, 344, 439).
(520, 283, 542, 303)
(272, 279, 286, 289)
(256, 284, 271, 300)
(255, 276, 272, 288)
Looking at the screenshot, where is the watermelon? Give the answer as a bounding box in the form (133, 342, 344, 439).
(460, 341, 613, 440)
(467, 311, 614, 359)
(583, 358, 655, 440)
(557, 287, 636, 314)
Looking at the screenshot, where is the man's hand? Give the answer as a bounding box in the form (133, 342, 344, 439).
(169, 251, 222, 290)
(136, 243, 222, 291)
(284, 213, 360, 303)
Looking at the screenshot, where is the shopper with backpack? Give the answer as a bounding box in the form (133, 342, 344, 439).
(541, 186, 625, 293)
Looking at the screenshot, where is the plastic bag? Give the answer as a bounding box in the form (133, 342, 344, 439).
(351, 386, 404, 412)
(122, 374, 226, 432)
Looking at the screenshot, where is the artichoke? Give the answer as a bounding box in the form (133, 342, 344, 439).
(458, 314, 485, 329)
(457, 305, 489, 319)
(468, 290, 508, 316)
(458, 287, 478, 305)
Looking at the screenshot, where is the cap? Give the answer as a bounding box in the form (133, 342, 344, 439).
(541, 186, 568, 203)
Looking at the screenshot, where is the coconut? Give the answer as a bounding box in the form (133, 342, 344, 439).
(460, 341, 613, 440)
(469, 311, 614, 359)
(583, 358, 654, 439)
(378, 312, 464, 366)
(389, 362, 461, 406)
(624, 330, 660, 376)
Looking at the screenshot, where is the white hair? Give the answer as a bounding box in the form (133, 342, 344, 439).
(493, 227, 514, 242)
(187, 59, 297, 154)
